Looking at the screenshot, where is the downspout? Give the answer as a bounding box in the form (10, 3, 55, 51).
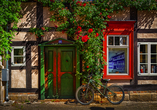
(6, 47, 9, 102)
(5, 0, 9, 102)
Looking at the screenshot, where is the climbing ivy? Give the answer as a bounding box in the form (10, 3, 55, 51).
(36, 0, 157, 83)
(0, 0, 157, 82)
(0, 0, 27, 61)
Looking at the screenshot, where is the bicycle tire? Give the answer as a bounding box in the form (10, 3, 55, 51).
(107, 85, 125, 104)
(75, 85, 94, 105)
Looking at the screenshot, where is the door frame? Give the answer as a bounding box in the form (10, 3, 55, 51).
(39, 38, 80, 99)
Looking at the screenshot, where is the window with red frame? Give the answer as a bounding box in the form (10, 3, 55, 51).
(103, 21, 135, 79)
(107, 35, 129, 75)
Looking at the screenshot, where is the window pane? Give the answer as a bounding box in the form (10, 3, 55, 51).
(151, 44, 157, 53)
(14, 49, 23, 55)
(108, 36, 113, 45)
(151, 55, 157, 63)
(140, 55, 148, 63)
(108, 48, 127, 74)
(151, 64, 157, 73)
(140, 64, 148, 73)
(121, 37, 127, 45)
(140, 45, 148, 53)
(14, 57, 24, 64)
(115, 37, 120, 45)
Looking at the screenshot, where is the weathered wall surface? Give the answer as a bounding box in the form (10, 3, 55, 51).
(11, 70, 26, 88)
(137, 10, 157, 39)
(11, 2, 37, 28)
(137, 33, 157, 39)
(11, 32, 37, 41)
(138, 80, 157, 85)
(110, 7, 130, 21)
(42, 32, 67, 41)
(31, 45, 38, 66)
(137, 10, 157, 29)
(43, 7, 67, 41)
(31, 69, 38, 88)
(43, 7, 62, 27)
(107, 80, 130, 86)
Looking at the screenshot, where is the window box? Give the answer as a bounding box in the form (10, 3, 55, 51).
(138, 42, 157, 76)
(103, 21, 135, 79)
(11, 46, 26, 66)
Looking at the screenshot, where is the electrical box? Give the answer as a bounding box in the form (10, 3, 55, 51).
(2, 69, 9, 81)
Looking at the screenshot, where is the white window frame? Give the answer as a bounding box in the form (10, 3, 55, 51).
(11, 46, 26, 66)
(138, 42, 157, 76)
(107, 35, 129, 75)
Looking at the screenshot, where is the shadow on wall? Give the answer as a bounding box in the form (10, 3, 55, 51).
(31, 45, 38, 67)
(42, 32, 67, 41)
(138, 10, 157, 29)
(19, 2, 37, 28)
(110, 7, 130, 21)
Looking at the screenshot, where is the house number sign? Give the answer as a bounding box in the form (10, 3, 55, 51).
(58, 40, 62, 44)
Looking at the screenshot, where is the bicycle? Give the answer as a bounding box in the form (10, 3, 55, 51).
(75, 75, 125, 105)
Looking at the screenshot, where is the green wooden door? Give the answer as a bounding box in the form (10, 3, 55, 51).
(45, 47, 56, 98)
(45, 46, 76, 99)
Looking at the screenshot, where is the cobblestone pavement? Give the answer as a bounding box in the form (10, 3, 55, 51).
(1, 101, 157, 110)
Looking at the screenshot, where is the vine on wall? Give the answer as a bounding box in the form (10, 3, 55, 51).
(1, 0, 157, 82)
(30, 26, 50, 38)
(36, 0, 157, 82)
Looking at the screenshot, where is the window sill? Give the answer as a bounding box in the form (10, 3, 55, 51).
(103, 75, 133, 79)
(138, 74, 157, 76)
(11, 64, 26, 67)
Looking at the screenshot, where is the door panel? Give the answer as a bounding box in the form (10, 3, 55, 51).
(45, 47, 76, 99)
(48, 51, 53, 72)
(61, 51, 73, 72)
(47, 73, 53, 98)
(60, 73, 74, 98)
(45, 47, 56, 98)
(58, 47, 76, 98)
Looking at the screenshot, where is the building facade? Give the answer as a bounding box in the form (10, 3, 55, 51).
(5, 1, 157, 101)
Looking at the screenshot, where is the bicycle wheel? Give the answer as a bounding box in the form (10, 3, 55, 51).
(75, 85, 94, 105)
(107, 85, 125, 104)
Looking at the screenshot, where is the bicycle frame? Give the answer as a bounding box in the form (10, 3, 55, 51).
(87, 78, 116, 97)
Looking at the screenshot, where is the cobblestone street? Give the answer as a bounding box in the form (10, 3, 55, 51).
(1, 101, 157, 110)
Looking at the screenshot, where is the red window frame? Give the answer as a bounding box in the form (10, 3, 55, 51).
(103, 21, 135, 79)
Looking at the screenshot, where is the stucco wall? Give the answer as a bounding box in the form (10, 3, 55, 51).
(43, 7, 67, 40)
(110, 7, 130, 21)
(11, 70, 26, 88)
(137, 33, 157, 39)
(42, 32, 67, 41)
(11, 32, 37, 41)
(43, 7, 63, 27)
(11, 2, 37, 28)
(107, 80, 130, 86)
(137, 10, 157, 29)
(31, 45, 38, 66)
(31, 69, 38, 88)
(138, 80, 157, 85)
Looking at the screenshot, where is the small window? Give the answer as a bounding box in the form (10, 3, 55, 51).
(138, 42, 157, 76)
(11, 46, 26, 66)
(107, 35, 129, 75)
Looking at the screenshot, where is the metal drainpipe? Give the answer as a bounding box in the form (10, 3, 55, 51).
(6, 51, 9, 102)
(6, 0, 9, 102)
